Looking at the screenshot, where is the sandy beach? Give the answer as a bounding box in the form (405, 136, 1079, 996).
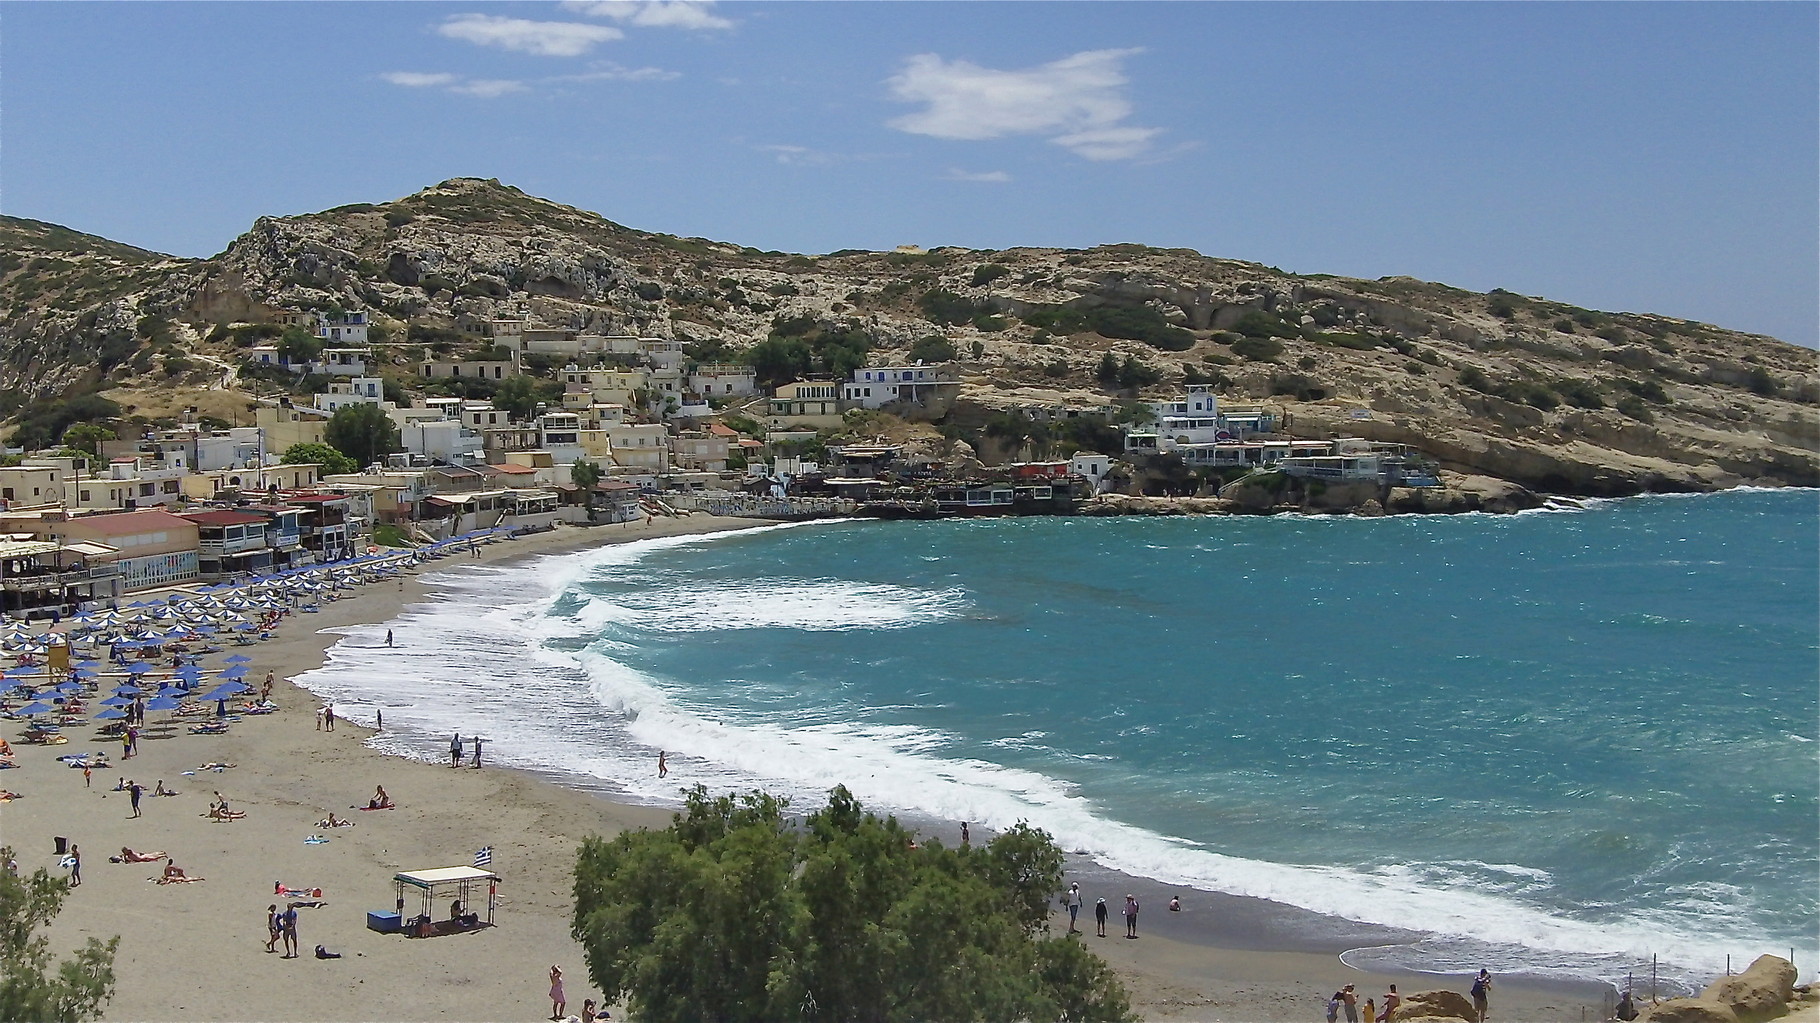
(2, 514, 1619, 1022)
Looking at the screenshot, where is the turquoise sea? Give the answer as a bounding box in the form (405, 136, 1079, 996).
(299, 489, 1819, 992)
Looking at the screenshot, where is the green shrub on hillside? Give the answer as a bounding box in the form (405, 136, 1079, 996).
(1230, 336, 1283, 362)
(970, 263, 1011, 287)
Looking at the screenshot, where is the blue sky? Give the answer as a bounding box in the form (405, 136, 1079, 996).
(3, 2, 1815, 345)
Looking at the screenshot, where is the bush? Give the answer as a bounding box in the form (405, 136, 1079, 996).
(1230, 336, 1283, 362)
(917, 289, 981, 326)
(1458, 366, 1493, 392)
(634, 282, 665, 301)
(970, 263, 1011, 287)
(907, 335, 957, 363)
(1043, 359, 1071, 378)
(1622, 378, 1670, 404)
(1488, 296, 1517, 319)
(1232, 311, 1300, 340)
(1553, 378, 1603, 409)
(1615, 395, 1655, 422)
(1746, 367, 1783, 397)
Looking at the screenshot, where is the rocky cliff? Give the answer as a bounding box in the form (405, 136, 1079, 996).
(2, 177, 1815, 494)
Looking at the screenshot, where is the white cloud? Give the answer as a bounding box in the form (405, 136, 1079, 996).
(944, 169, 1012, 183)
(557, 62, 681, 83)
(382, 71, 460, 89)
(382, 71, 527, 99)
(562, 1, 734, 31)
(1050, 125, 1160, 162)
(451, 78, 531, 98)
(437, 14, 623, 57)
(887, 48, 1160, 161)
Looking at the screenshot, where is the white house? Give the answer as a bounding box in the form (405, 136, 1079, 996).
(841, 364, 959, 410)
(688, 363, 757, 398)
(313, 377, 387, 415)
(316, 311, 369, 346)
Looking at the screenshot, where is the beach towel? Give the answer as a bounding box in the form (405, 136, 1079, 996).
(356, 804, 395, 811)
(303, 836, 329, 845)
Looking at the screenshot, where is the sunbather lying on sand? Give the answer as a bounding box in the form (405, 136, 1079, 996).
(275, 882, 323, 898)
(205, 798, 245, 821)
(154, 781, 177, 796)
(316, 812, 354, 828)
(114, 847, 168, 863)
(157, 860, 203, 883)
(197, 762, 236, 771)
(0, 790, 19, 802)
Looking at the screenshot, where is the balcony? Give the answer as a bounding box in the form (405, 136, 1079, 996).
(199, 533, 269, 556)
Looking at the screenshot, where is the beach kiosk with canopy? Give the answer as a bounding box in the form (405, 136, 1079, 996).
(372, 865, 499, 937)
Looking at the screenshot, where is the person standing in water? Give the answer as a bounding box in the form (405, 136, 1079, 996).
(657, 751, 667, 778)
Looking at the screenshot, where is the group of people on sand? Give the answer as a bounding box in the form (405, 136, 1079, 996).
(1324, 971, 1490, 1023)
(104, 846, 201, 883)
(548, 964, 609, 1023)
(1060, 882, 1181, 939)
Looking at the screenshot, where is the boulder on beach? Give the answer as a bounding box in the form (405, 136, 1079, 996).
(1639, 998, 1741, 1023)
(1698, 956, 1799, 1023)
(1391, 989, 1477, 1021)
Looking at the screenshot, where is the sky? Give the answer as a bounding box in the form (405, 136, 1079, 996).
(2, 2, 1815, 346)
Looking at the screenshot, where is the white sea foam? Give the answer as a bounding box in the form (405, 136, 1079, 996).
(568, 580, 969, 633)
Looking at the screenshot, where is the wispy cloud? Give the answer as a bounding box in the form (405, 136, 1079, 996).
(555, 62, 681, 84)
(383, 60, 677, 98)
(759, 144, 836, 167)
(887, 48, 1160, 161)
(383, 71, 460, 89)
(437, 14, 624, 57)
(944, 169, 1013, 183)
(562, 1, 735, 31)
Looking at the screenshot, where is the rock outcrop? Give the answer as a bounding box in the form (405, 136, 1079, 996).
(1390, 989, 1478, 1022)
(1643, 956, 1802, 1023)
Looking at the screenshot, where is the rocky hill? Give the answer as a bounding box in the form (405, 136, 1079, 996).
(3, 177, 1815, 494)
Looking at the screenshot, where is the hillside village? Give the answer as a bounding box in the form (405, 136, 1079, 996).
(0, 178, 1815, 619)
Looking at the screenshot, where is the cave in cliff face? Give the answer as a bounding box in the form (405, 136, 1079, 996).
(527, 275, 582, 299)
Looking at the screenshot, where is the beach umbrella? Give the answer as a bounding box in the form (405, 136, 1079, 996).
(220, 667, 249, 679)
(125, 661, 155, 675)
(93, 707, 128, 720)
(210, 679, 252, 693)
(224, 654, 253, 664)
(14, 701, 55, 716)
(111, 684, 143, 697)
(145, 695, 181, 712)
(99, 695, 134, 707)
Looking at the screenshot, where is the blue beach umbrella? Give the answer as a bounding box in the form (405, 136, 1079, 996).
(145, 696, 181, 712)
(76, 660, 101, 669)
(126, 662, 154, 675)
(219, 668, 249, 680)
(15, 701, 55, 716)
(99, 695, 134, 707)
(111, 685, 143, 697)
(93, 707, 128, 720)
(223, 654, 253, 664)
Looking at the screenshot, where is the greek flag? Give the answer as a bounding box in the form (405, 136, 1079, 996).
(473, 846, 492, 867)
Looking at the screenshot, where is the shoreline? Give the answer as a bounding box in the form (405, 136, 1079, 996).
(0, 513, 1671, 1020)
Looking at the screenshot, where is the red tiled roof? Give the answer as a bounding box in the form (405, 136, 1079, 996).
(61, 509, 197, 536)
(489, 464, 538, 475)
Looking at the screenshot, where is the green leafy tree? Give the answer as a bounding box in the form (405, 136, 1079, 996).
(323, 404, 400, 470)
(573, 787, 1132, 1023)
(0, 846, 120, 1022)
(59, 423, 115, 459)
(279, 442, 357, 476)
(744, 336, 813, 388)
(277, 325, 323, 364)
(494, 375, 544, 420)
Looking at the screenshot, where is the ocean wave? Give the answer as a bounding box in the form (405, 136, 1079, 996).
(565, 579, 971, 633)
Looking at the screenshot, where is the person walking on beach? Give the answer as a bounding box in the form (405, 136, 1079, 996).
(68, 844, 80, 887)
(470, 736, 482, 769)
(316, 706, 324, 730)
(548, 964, 567, 1020)
(128, 781, 143, 818)
(1064, 883, 1083, 932)
(1383, 984, 1400, 1021)
(1094, 897, 1107, 937)
(324, 702, 335, 732)
(1122, 894, 1140, 938)
(83, 765, 91, 789)
(1470, 970, 1491, 1023)
(960, 821, 970, 846)
(450, 733, 463, 768)
(1342, 983, 1359, 1023)
(385, 629, 393, 647)
(265, 904, 281, 953)
(657, 751, 667, 778)
(281, 903, 299, 958)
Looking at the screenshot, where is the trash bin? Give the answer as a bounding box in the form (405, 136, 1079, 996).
(53, 837, 68, 855)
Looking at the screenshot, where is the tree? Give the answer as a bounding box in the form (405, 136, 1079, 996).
(573, 786, 1133, 1023)
(323, 404, 400, 470)
(494, 375, 543, 420)
(59, 424, 115, 459)
(907, 335, 958, 364)
(0, 846, 120, 1022)
(279, 442, 357, 476)
(744, 336, 813, 388)
(276, 325, 322, 365)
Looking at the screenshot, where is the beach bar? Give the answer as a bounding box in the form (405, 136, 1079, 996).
(374, 865, 499, 937)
